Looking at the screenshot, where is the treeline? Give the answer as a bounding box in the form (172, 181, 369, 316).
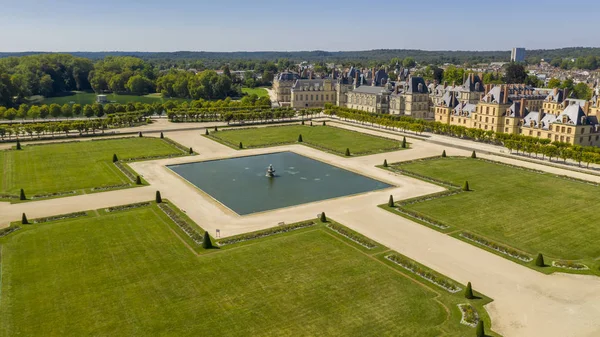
(166, 107, 321, 123)
(323, 105, 600, 166)
(0, 112, 147, 140)
(0, 95, 271, 121)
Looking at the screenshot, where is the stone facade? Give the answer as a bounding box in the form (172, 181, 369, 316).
(290, 79, 336, 108)
(272, 72, 300, 106)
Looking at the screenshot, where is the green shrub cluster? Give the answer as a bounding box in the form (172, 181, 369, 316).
(218, 221, 315, 246)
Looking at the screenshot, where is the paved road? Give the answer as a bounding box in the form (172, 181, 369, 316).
(2, 122, 600, 336)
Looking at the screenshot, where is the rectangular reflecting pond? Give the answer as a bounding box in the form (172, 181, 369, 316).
(168, 152, 392, 215)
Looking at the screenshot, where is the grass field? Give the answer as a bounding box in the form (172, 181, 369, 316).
(32, 92, 192, 105)
(209, 125, 404, 155)
(0, 203, 494, 336)
(0, 137, 184, 197)
(396, 157, 600, 264)
(242, 87, 269, 98)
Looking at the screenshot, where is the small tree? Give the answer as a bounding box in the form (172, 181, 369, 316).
(475, 321, 485, 337)
(239, 142, 243, 149)
(471, 150, 477, 158)
(155, 190, 162, 203)
(20, 188, 26, 200)
(383, 159, 388, 167)
(21, 212, 29, 225)
(112, 154, 118, 163)
(388, 195, 394, 207)
(464, 282, 474, 299)
(189, 147, 193, 154)
(205, 128, 209, 135)
(442, 150, 447, 157)
(322, 121, 326, 126)
(135, 175, 142, 185)
(202, 231, 213, 249)
(345, 148, 351, 156)
(298, 134, 303, 142)
(320, 212, 327, 222)
(401, 137, 407, 148)
(462, 181, 470, 191)
(16, 139, 22, 150)
(138, 131, 143, 137)
(160, 132, 164, 139)
(535, 253, 545, 267)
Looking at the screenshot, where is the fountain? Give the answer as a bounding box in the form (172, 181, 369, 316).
(266, 164, 276, 178)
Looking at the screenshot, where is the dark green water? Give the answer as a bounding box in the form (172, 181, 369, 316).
(168, 152, 392, 215)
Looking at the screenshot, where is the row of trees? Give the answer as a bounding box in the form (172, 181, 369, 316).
(323, 105, 600, 167)
(0, 95, 271, 121)
(0, 113, 146, 140)
(166, 107, 310, 123)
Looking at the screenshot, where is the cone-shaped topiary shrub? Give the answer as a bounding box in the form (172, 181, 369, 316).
(401, 137, 407, 148)
(138, 132, 143, 137)
(345, 148, 350, 156)
(301, 120, 305, 125)
(202, 231, 213, 249)
(16, 139, 22, 150)
(239, 142, 243, 149)
(20, 188, 26, 200)
(112, 153, 118, 163)
(310, 121, 313, 126)
(464, 281, 474, 299)
(322, 121, 326, 126)
(214, 126, 218, 132)
(383, 159, 388, 167)
(205, 129, 209, 135)
(535, 253, 545, 267)
(442, 150, 447, 157)
(189, 147, 193, 154)
(160, 132, 164, 139)
(320, 212, 327, 222)
(136, 175, 142, 185)
(298, 134, 303, 142)
(22, 212, 29, 225)
(463, 181, 470, 191)
(475, 321, 485, 337)
(155, 191, 162, 203)
(388, 195, 394, 207)
(471, 151, 477, 158)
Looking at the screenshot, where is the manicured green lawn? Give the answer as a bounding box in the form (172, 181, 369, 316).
(209, 125, 403, 155)
(398, 157, 600, 262)
(0, 204, 494, 336)
(0, 138, 183, 196)
(242, 87, 269, 98)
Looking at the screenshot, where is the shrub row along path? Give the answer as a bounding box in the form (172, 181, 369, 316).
(1, 120, 600, 337)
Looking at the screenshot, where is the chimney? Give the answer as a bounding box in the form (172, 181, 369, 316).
(520, 98, 526, 116)
(563, 88, 569, 101)
(354, 72, 359, 89)
(443, 81, 448, 88)
(583, 100, 590, 114)
(372, 67, 376, 86)
(394, 83, 399, 95)
(503, 85, 509, 104)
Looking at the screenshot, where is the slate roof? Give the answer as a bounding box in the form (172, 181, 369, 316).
(462, 74, 484, 92)
(276, 72, 300, 82)
(405, 77, 428, 94)
(441, 91, 459, 108)
(291, 79, 326, 90)
(452, 102, 477, 117)
(506, 101, 529, 118)
(351, 85, 391, 95)
(556, 104, 589, 125)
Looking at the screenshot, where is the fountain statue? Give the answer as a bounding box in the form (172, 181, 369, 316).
(266, 164, 276, 178)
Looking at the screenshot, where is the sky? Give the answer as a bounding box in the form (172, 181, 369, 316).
(0, 0, 598, 52)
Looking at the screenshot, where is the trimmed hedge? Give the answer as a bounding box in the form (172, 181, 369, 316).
(106, 202, 151, 212)
(217, 221, 315, 246)
(385, 254, 462, 293)
(326, 223, 377, 249)
(460, 232, 532, 262)
(33, 211, 88, 224)
(158, 203, 203, 245)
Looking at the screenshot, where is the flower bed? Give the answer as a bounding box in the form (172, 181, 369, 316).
(31, 191, 77, 199)
(163, 138, 193, 154)
(0, 194, 19, 200)
(326, 223, 377, 249)
(392, 169, 460, 189)
(457, 303, 479, 327)
(385, 254, 461, 293)
(552, 260, 589, 270)
(33, 211, 88, 224)
(106, 202, 151, 213)
(460, 232, 532, 262)
(121, 153, 185, 162)
(396, 190, 462, 207)
(158, 203, 203, 245)
(114, 161, 136, 182)
(218, 221, 315, 246)
(395, 208, 450, 230)
(91, 184, 130, 192)
(0, 226, 20, 238)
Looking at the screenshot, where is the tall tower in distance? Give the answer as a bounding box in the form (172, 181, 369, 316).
(511, 48, 526, 62)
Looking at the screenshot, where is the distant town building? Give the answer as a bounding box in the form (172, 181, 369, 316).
(511, 48, 526, 62)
